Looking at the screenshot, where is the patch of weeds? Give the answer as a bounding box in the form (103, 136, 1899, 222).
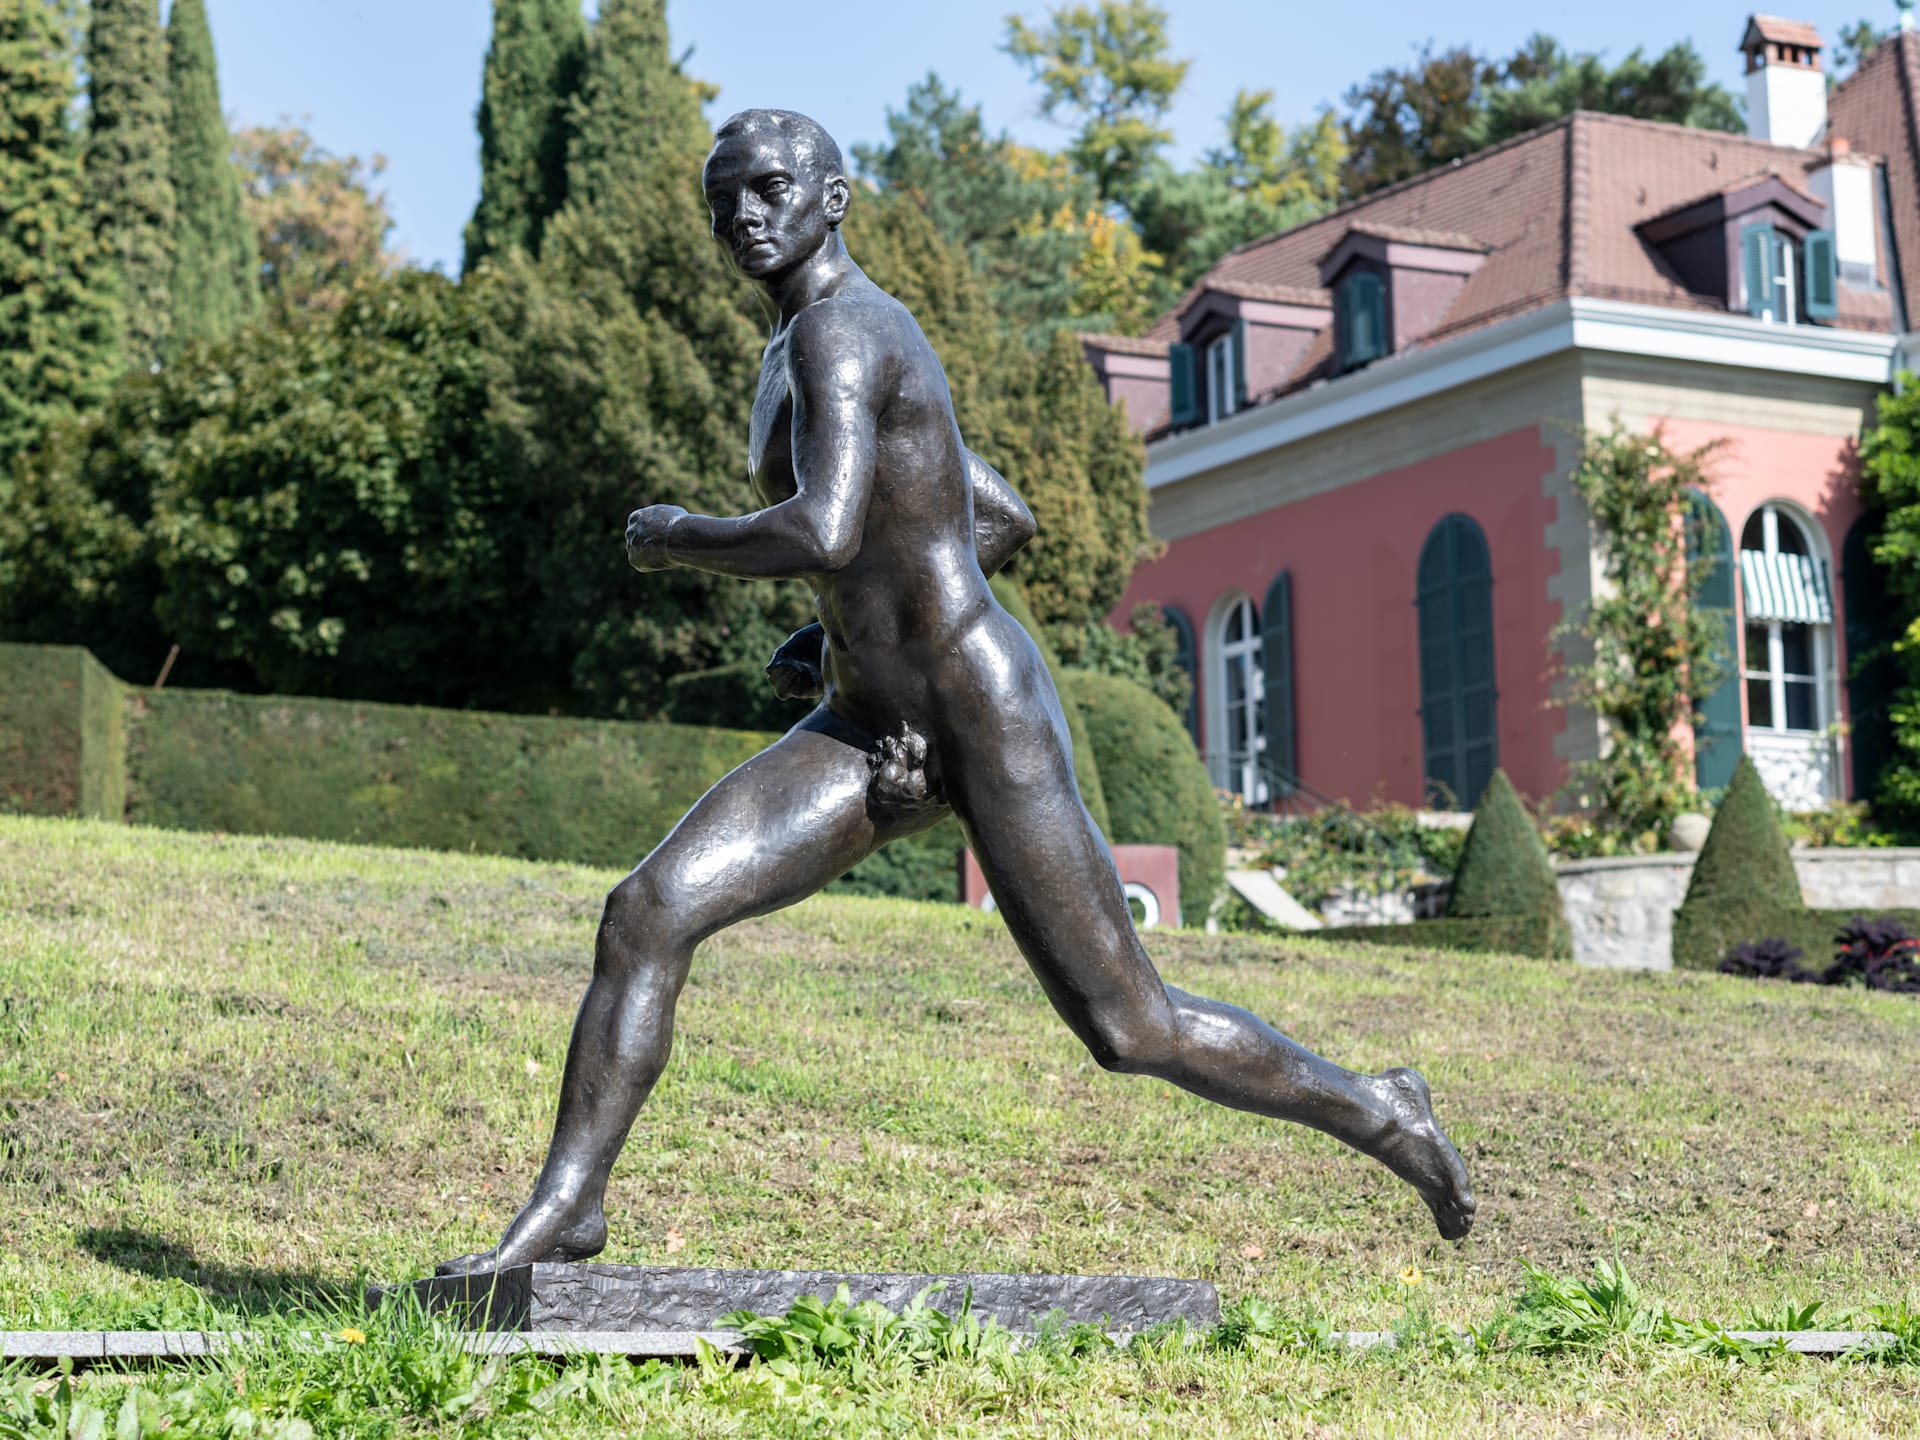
(716, 1283, 1012, 1402)
(1207, 1296, 1334, 1356)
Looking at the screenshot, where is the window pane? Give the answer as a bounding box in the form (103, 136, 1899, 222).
(1747, 677, 1774, 728)
(1226, 656, 1246, 705)
(1773, 510, 1810, 557)
(1744, 623, 1770, 672)
(1741, 511, 1765, 552)
(1225, 604, 1244, 644)
(1780, 624, 1814, 675)
(1784, 679, 1817, 731)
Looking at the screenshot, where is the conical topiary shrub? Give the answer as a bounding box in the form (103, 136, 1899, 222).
(1448, 771, 1562, 914)
(1672, 754, 1806, 969)
(1679, 754, 1799, 910)
(1446, 770, 1571, 957)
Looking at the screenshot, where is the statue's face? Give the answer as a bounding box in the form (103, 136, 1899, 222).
(703, 129, 846, 281)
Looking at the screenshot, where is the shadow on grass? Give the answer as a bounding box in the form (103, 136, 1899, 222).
(77, 1225, 355, 1318)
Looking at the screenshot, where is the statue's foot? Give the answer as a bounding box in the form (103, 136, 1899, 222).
(435, 1197, 609, 1276)
(1373, 1067, 1476, 1241)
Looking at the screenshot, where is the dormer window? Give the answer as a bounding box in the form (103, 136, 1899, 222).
(1742, 223, 1837, 324)
(1337, 271, 1387, 371)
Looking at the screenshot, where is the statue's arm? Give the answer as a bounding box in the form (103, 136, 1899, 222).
(633, 311, 877, 581)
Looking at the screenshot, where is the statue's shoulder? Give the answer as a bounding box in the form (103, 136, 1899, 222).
(786, 276, 916, 368)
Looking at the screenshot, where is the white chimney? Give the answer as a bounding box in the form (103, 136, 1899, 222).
(1808, 139, 1877, 286)
(1741, 15, 1828, 149)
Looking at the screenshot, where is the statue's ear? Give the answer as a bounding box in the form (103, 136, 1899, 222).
(824, 174, 850, 229)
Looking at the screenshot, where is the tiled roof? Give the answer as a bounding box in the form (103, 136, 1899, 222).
(1829, 29, 1920, 319)
(1746, 15, 1827, 50)
(1152, 100, 1906, 404)
(1344, 220, 1491, 252)
(1077, 331, 1170, 358)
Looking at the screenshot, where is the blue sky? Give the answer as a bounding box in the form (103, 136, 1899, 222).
(195, 1, 1902, 273)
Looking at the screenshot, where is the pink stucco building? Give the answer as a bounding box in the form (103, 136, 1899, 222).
(1081, 15, 1920, 813)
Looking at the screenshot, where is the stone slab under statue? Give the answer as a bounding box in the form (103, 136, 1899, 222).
(378, 1265, 1218, 1335)
(414, 107, 1473, 1311)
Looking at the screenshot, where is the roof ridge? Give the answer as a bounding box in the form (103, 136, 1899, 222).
(1565, 115, 1590, 295)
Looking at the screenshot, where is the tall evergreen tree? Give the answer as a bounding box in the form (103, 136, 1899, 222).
(463, 0, 585, 274)
(166, 0, 259, 351)
(0, 0, 122, 475)
(86, 0, 174, 370)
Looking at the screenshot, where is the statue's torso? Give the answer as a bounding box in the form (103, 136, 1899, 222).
(744, 279, 1038, 741)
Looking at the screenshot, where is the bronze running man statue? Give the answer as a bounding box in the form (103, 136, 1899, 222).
(439, 110, 1474, 1275)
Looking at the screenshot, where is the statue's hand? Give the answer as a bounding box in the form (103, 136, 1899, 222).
(625, 504, 686, 573)
(766, 623, 826, 702)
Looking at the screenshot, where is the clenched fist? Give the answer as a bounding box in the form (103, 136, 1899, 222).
(625, 504, 687, 573)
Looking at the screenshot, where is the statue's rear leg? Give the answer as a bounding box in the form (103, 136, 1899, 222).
(942, 702, 1476, 1241)
(438, 711, 936, 1275)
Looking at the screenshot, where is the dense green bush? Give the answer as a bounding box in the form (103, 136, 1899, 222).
(1238, 805, 1463, 908)
(125, 685, 773, 867)
(1060, 668, 1225, 923)
(0, 643, 125, 820)
(1671, 756, 1803, 970)
(1317, 916, 1569, 959)
(1448, 770, 1569, 958)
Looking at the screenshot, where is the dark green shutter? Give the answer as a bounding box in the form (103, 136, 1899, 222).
(1686, 491, 1742, 791)
(1164, 605, 1200, 746)
(1168, 342, 1199, 427)
(1843, 514, 1898, 799)
(1805, 228, 1838, 318)
(1742, 225, 1775, 318)
(1417, 515, 1497, 810)
(1260, 572, 1296, 795)
(1231, 317, 1248, 412)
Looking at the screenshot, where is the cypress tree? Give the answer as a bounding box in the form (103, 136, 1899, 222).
(463, 0, 585, 273)
(0, 0, 123, 475)
(166, 0, 259, 351)
(86, 0, 174, 369)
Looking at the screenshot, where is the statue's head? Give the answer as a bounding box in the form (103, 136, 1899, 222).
(703, 110, 850, 281)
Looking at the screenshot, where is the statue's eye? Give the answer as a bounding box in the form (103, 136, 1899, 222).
(763, 178, 789, 197)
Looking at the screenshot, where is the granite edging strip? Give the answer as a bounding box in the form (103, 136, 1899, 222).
(0, 1329, 1900, 1361)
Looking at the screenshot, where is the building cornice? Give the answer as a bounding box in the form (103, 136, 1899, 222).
(1144, 298, 1899, 490)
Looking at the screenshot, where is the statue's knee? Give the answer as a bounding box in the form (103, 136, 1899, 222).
(595, 869, 682, 977)
(1084, 1007, 1176, 1075)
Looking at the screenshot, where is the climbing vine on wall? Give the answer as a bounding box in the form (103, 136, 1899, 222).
(1860, 371, 1920, 837)
(1556, 423, 1731, 846)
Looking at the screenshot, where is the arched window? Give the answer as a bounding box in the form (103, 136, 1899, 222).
(1208, 593, 1267, 802)
(1417, 515, 1497, 810)
(1685, 492, 1742, 791)
(1261, 572, 1297, 796)
(1843, 514, 1897, 801)
(1163, 605, 1200, 747)
(1738, 502, 1837, 808)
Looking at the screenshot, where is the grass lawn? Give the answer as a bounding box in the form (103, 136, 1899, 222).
(2, 814, 1917, 1437)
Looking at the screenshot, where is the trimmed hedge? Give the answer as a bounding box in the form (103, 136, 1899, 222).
(1317, 916, 1570, 959)
(1059, 668, 1226, 923)
(126, 686, 775, 868)
(0, 642, 126, 819)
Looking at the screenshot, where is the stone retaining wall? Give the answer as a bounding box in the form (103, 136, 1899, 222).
(1555, 849, 1920, 970)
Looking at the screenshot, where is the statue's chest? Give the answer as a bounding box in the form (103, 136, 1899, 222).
(746, 348, 796, 506)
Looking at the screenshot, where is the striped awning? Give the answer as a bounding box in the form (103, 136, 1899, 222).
(1739, 549, 1833, 624)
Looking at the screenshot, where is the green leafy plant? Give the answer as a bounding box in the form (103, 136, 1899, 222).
(720, 1283, 1011, 1395)
(1555, 424, 1731, 846)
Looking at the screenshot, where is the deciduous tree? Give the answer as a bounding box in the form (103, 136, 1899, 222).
(1002, 0, 1189, 207)
(234, 122, 395, 318)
